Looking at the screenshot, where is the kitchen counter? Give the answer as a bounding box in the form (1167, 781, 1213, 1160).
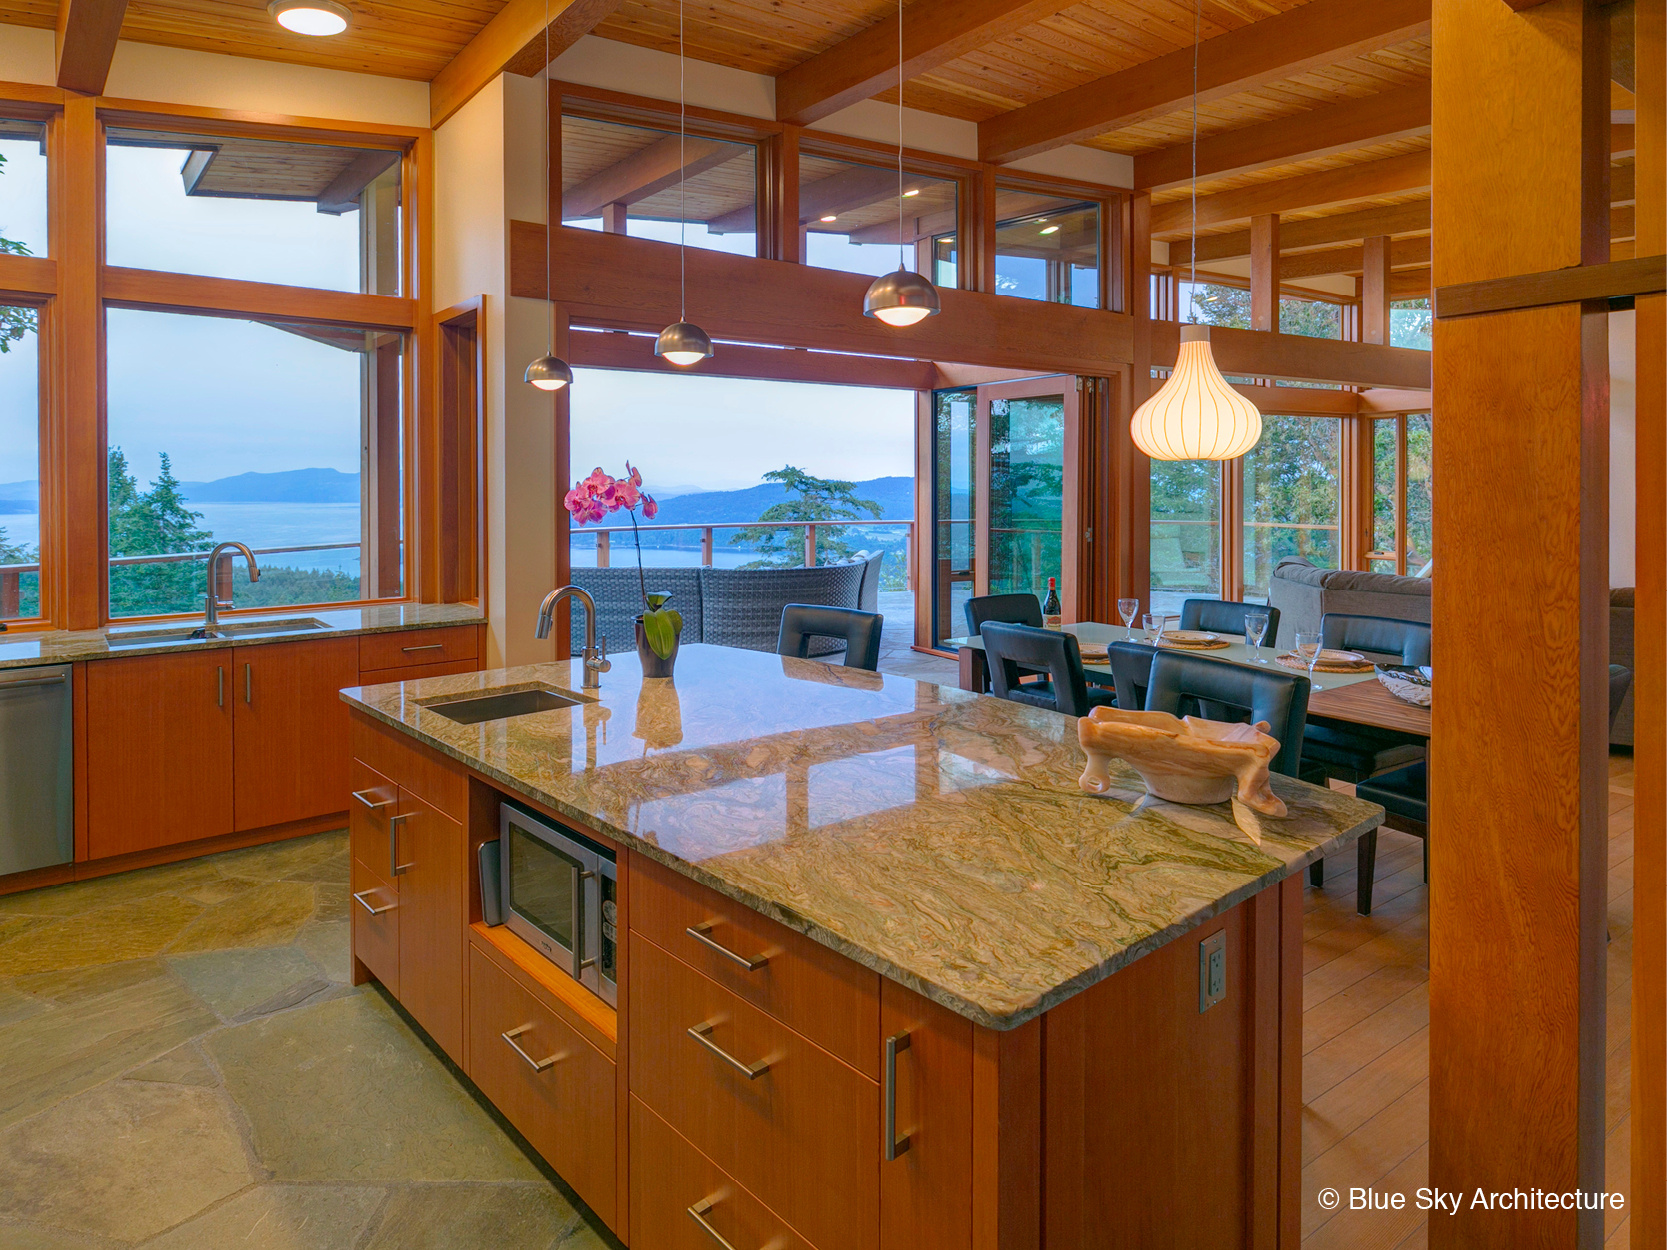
(0, 601, 486, 671)
(343, 643, 1380, 1030)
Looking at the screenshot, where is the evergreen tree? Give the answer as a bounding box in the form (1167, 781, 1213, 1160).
(108, 449, 216, 616)
(730, 466, 882, 568)
(1, 151, 38, 351)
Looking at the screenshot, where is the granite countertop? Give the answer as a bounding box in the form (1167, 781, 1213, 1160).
(0, 602, 486, 671)
(343, 644, 1382, 1030)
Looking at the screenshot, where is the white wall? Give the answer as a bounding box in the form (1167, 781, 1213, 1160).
(0, 26, 428, 127)
(1611, 309, 1636, 588)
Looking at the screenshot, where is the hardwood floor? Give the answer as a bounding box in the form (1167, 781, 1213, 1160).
(1300, 753, 1636, 1249)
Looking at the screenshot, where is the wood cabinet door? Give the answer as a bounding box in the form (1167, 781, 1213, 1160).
(395, 786, 466, 1063)
(231, 637, 359, 832)
(351, 855, 400, 995)
(86, 650, 233, 858)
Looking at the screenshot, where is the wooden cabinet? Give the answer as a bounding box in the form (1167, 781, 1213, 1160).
(359, 625, 479, 674)
(348, 760, 398, 884)
(630, 1095, 815, 1250)
(630, 930, 880, 1250)
(393, 786, 466, 1062)
(86, 650, 233, 858)
(469, 943, 617, 1227)
(350, 856, 400, 995)
(231, 637, 358, 832)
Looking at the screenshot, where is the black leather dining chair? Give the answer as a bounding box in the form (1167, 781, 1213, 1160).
(1349, 662, 1637, 916)
(1302, 613, 1433, 797)
(777, 605, 883, 671)
(1144, 650, 1311, 778)
(1180, 599, 1283, 650)
(1108, 641, 1158, 712)
(1319, 613, 1431, 665)
(963, 593, 1045, 691)
(980, 622, 1117, 718)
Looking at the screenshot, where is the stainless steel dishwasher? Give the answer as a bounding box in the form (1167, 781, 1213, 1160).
(0, 663, 73, 875)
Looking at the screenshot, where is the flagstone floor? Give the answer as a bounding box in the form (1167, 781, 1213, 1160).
(0, 831, 617, 1250)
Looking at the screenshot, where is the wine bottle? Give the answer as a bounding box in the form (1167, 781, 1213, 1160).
(1042, 577, 1062, 630)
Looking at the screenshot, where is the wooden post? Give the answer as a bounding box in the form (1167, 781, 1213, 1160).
(804, 524, 816, 568)
(1362, 235, 1392, 345)
(700, 526, 713, 566)
(1633, 0, 1665, 1239)
(57, 96, 103, 630)
(601, 201, 629, 234)
(1250, 213, 1280, 333)
(1113, 192, 1154, 615)
(1429, 0, 1613, 1245)
(596, 530, 610, 568)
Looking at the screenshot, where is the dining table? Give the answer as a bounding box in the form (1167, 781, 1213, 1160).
(948, 620, 1432, 740)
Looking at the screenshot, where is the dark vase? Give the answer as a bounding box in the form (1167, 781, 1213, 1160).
(634, 616, 679, 678)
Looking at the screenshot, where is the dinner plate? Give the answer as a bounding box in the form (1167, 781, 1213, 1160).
(1160, 630, 1219, 643)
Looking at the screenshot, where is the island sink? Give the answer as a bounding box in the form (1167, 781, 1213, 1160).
(418, 686, 581, 724)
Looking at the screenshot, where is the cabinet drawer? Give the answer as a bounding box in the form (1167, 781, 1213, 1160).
(631, 1095, 817, 1250)
(351, 857, 399, 995)
(469, 944, 617, 1228)
(632, 854, 880, 1078)
(359, 626, 479, 674)
(630, 932, 879, 1250)
(349, 760, 399, 888)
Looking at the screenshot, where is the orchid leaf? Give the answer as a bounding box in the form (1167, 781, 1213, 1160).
(642, 608, 681, 659)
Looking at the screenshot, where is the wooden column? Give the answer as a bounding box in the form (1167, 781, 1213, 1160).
(1632, 0, 1665, 1239)
(600, 202, 628, 234)
(56, 96, 103, 630)
(1429, 1, 1613, 1246)
(1340, 416, 1377, 570)
(1250, 213, 1280, 333)
(968, 165, 998, 294)
(1113, 192, 1153, 613)
(1361, 234, 1392, 345)
(764, 127, 800, 264)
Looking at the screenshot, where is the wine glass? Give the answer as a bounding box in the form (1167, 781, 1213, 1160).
(1118, 598, 1139, 640)
(1143, 613, 1167, 646)
(1294, 630, 1324, 691)
(1244, 611, 1270, 662)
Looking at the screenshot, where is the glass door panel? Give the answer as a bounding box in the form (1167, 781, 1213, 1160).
(1242, 414, 1342, 603)
(987, 395, 1066, 602)
(1150, 461, 1222, 618)
(931, 389, 976, 649)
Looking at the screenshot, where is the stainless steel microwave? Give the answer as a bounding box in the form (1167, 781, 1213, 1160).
(498, 802, 617, 1008)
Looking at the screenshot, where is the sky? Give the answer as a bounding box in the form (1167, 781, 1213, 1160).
(0, 138, 916, 495)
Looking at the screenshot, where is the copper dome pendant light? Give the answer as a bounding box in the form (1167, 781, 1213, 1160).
(863, 0, 940, 328)
(656, 0, 715, 367)
(1129, 0, 1260, 461)
(525, 0, 572, 391)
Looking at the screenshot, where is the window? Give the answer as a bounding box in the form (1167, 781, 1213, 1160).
(797, 151, 957, 282)
(988, 395, 1065, 603)
(994, 191, 1098, 307)
(1391, 298, 1433, 350)
(1369, 412, 1433, 575)
(106, 127, 403, 294)
(0, 301, 41, 620)
(105, 309, 405, 617)
(1181, 282, 1344, 339)
(0, 118, 48, 257)
(562, 115, 757, 257)
(1242, 415, 1342, 602)
(933, 388, 976, 648)
(1150, 461, 1221, 618)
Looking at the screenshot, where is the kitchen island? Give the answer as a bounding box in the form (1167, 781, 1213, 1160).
(342, 644, 1381, 1250)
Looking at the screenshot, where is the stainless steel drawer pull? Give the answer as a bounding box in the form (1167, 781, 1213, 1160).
(352, 890, 394, 916)
(884, 1030, 913, 1161)
(351, 789, 392, 811)
(687, 1197, 746, 1250)
(401, 643, 445, 653)
(216, 666, 224, 707)
(687, 1020, 770, 1079)
(244, 662, 252, 704)
(388, 812, 413, 877)
(686, 921, 769, 971)
(0, 674, 68, 691)
(501, 1024, 566, 1073)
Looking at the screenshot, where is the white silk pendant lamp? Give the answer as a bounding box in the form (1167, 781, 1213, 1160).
(1130, 324, 1262, 460)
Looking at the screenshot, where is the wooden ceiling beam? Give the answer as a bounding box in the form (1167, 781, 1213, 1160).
(1133, 83, 1431, 191)
(775, 0, 1067, 128)
(429, 0, 624, 129)
(1150, 150, 1431, 234)
(563, 135, 732, 220)
(1389, 266, 1430, 300)
(56, 0, 129, 95)
(1278, 234, 1431, 280)
(1176, 201, 1433, 266)
(978, 0, 1431, 163)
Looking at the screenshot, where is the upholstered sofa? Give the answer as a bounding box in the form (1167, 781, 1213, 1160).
(1270, 557, 1636, 746)
(569, 550, 885, 659)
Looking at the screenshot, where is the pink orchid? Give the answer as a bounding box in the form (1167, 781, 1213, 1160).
(564, 464, 664, 622)
(641, 493, 658, 520)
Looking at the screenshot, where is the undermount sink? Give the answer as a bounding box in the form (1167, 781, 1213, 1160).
(104, 617, 334, 647)
(419, 687, 581, 725)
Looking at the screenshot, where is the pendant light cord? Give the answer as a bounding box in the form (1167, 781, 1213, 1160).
(896, 0, 904, 272)
(679, 0, 688, 321)
(544, 0, 553, 352)
(1188, 0, 1199, 320)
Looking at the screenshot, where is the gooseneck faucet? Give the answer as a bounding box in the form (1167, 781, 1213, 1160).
(192, 542, 260, 638)
(535, 585, 610, 689)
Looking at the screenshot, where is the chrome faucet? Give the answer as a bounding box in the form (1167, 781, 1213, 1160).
(535, 585, 610, 689)
(192, 542, 260, 638)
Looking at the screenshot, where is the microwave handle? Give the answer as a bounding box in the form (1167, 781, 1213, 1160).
(572, 862, 596, 980)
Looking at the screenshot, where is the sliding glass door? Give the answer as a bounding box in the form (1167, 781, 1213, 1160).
(930, 377, 1079, 647)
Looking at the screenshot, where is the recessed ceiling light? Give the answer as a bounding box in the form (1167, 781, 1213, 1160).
(820, 214, 838, 222)
(902, 188, 920, 197)
(269, 0, 350, 36)
(1039, 225, 1059, 235)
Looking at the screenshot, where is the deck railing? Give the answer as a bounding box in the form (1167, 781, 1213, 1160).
(577, 519, 917, 590)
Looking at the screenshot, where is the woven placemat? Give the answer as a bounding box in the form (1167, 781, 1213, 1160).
(1157, 637, 1231, 651)
(1276, 652, 1375, 674)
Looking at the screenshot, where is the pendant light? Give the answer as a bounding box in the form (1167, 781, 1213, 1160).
(863, 0, 940, 328)
(1129, 0, 1260, 461)
(657, 0, 714, 367)
(525, 0, 573, 391)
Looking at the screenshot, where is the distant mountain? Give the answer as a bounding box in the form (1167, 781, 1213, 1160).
(179, 468, 359, 503)
(642, 477, 914, 529)
(0, 480, 38, 502)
